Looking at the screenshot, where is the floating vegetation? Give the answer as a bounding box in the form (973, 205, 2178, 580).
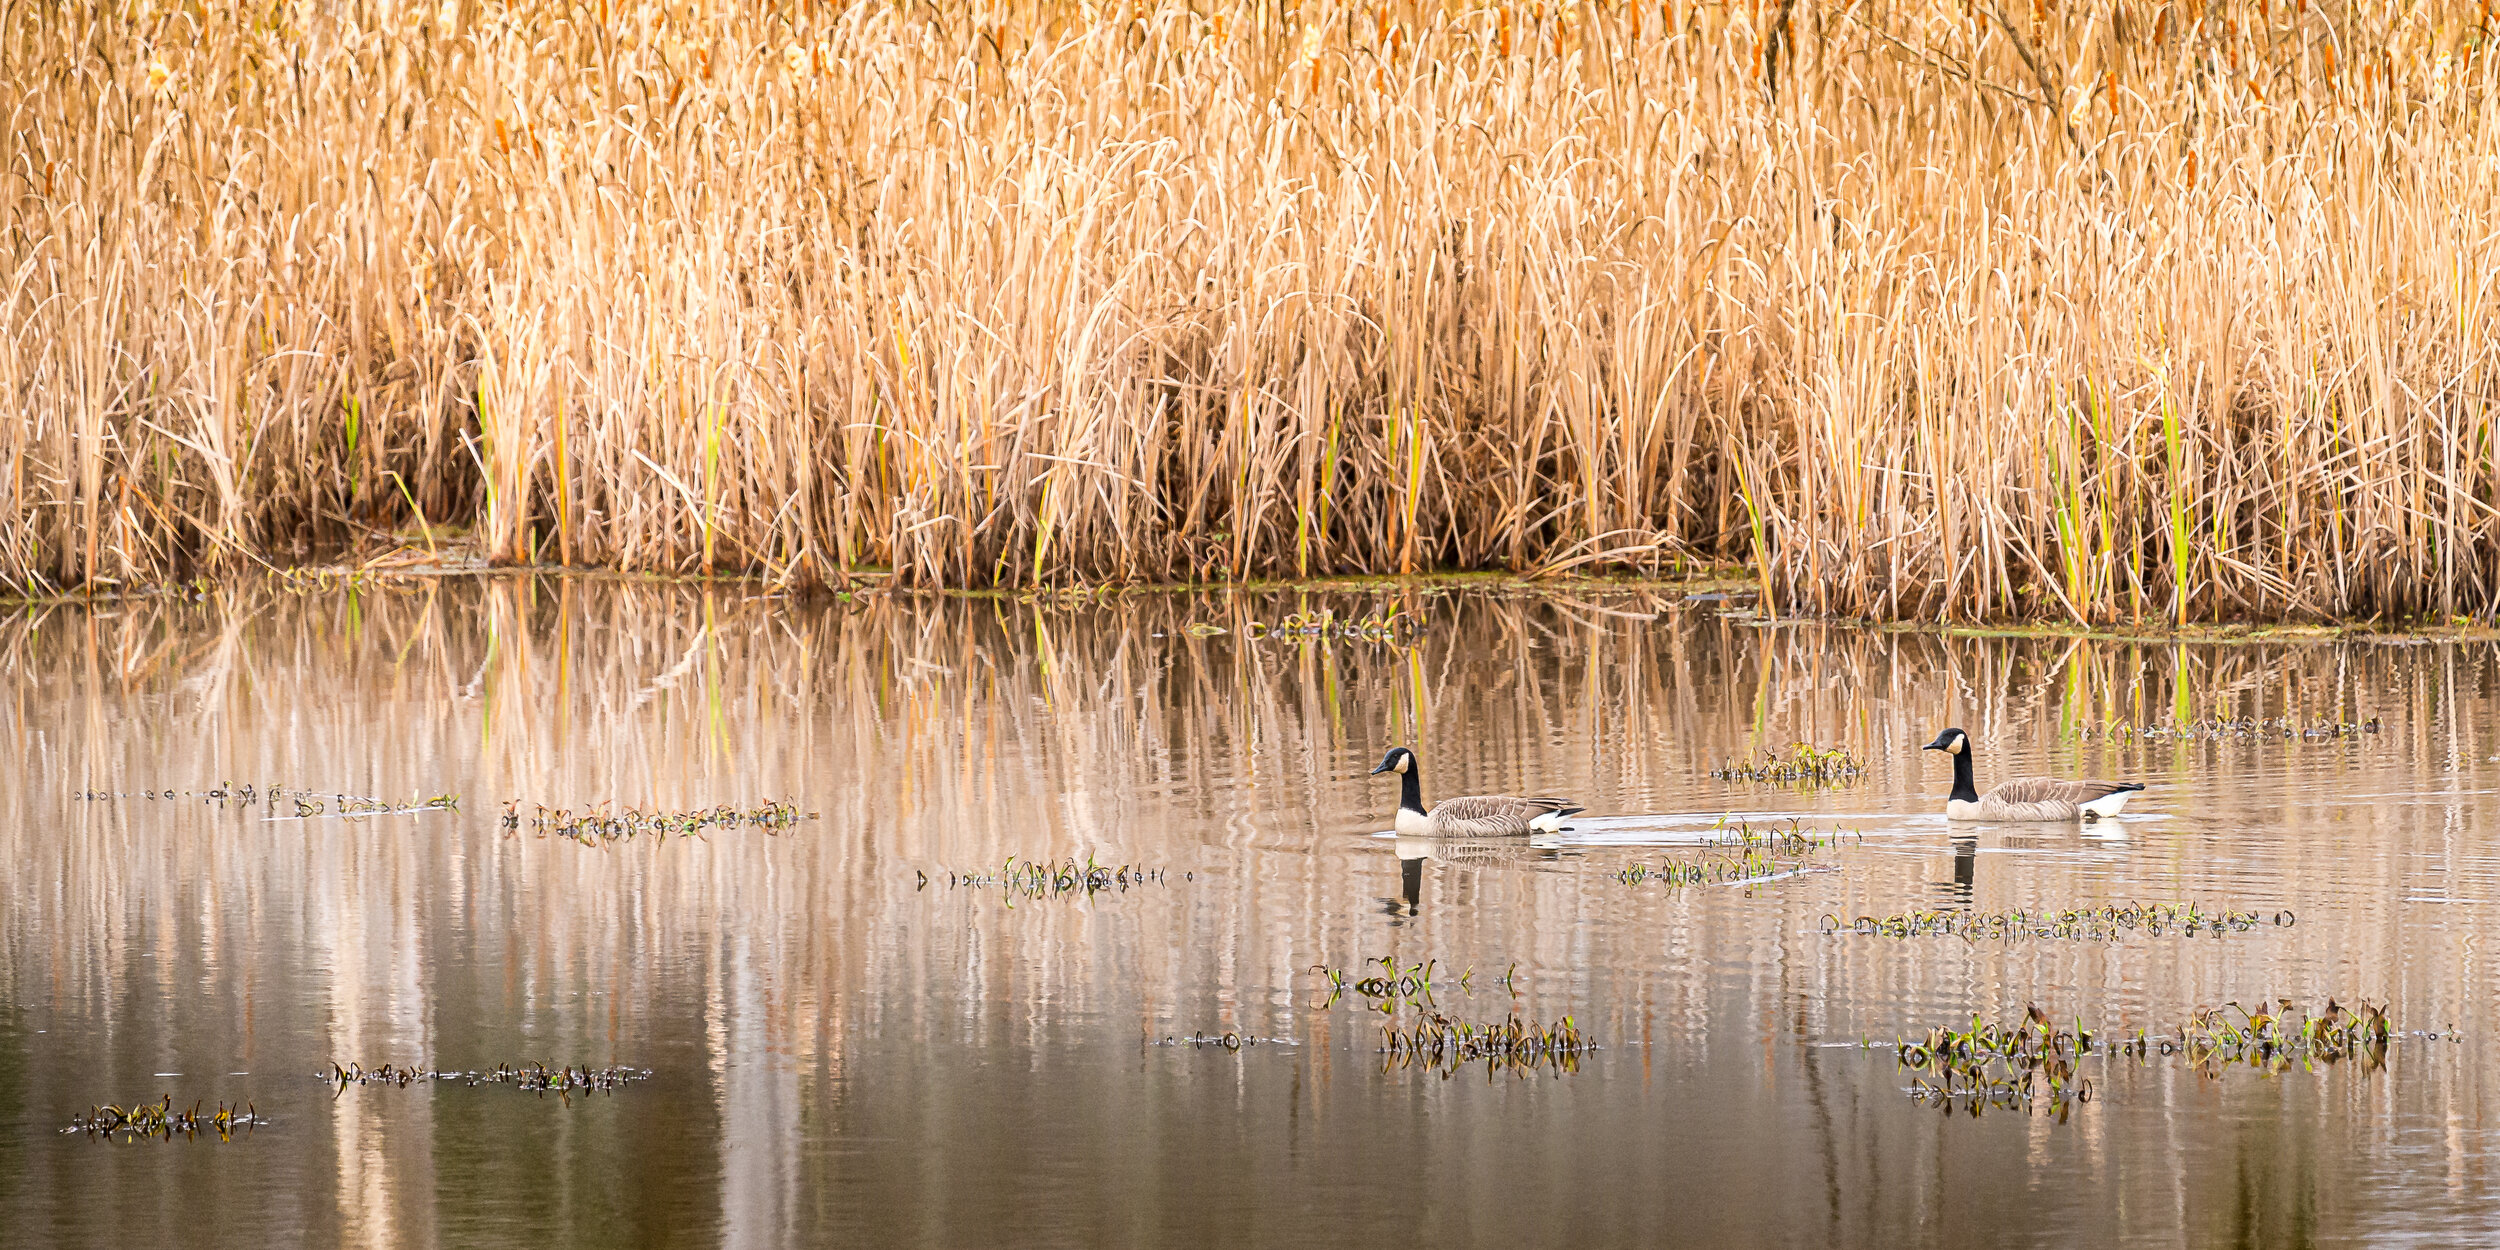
(1894, 1004, 2097, 1121)
(1305, 959, 1588, 1078)
(1893, 1000, 2408, 1121)
(327, 1062, 652, 1096)
(502, 800, 810, 845)
(1310, 956, 1461, 1013)
(1148, 1033, 1299, 1050)
(62, 1096, 265, 1141)
(1611, 820, 1851, 890)
(1245, 606, 1418, 643)
(929, 854, 1169, 900)
(1013, 583, 1125, 606)
(2072, 716, 2382, 743)
(1709, 742, 1865, 785)
(1381, 1012, 1597, 1080)
(74, 784, 458, 818)
(1826, 903, 2293, 943)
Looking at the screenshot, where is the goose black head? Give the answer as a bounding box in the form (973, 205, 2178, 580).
(1370, 747, 1416, 776)
(1922, 728, 1969, 755)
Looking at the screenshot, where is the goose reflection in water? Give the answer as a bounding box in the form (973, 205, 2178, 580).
(1933, 835, 1977, 905)
(1386, 832, 1565, 921)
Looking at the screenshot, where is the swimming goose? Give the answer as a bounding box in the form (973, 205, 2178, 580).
(1922, 728, 2143, 821)
(1369, 747, 1583, 837)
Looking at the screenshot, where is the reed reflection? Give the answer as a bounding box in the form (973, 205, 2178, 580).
(0, 578, 2496, 1246)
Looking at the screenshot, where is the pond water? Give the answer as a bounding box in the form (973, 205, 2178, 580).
(1, 580, 2494, 1248)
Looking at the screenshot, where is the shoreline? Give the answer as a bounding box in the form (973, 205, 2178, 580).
(10, 551, 2496, 645)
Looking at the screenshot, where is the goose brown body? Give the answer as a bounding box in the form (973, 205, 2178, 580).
(1923, 728, 2143, 821)
(1370, 747, 1583, 836)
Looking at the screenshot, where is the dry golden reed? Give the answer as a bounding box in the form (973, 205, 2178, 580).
(7, 0, 2499, 621)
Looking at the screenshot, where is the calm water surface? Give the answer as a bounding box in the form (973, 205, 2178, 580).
(1, 581, 2494, 1248)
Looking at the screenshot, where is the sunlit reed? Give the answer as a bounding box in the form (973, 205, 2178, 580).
(10, 2, 2500, 621)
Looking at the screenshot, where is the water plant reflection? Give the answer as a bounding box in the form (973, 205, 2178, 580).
(326, 1062, 652, 1096)
(1612, 822, 1851, 889)
(932, 855, 1168, 900)
(1310, 956, 1452, 1013)
(63, 1096, 265, 1142)
(1895, 1000, 2402, 1122)
(75, 785, 458, 816)
(1244, 606, 1419, 643)
(1147, 1034, 1298, 1051)
(2073, 716, 2383, 742)
(1381, 1012, 1596, 1081)
(1828, 903, 2293, 942)
(502, 800, 809, 844)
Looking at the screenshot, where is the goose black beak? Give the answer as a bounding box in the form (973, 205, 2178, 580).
(1369, 761, 1392, 775)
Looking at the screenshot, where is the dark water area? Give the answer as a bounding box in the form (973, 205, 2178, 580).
(0, 579, 2494, 1248)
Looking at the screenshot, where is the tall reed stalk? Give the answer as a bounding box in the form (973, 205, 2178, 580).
(7, 0, 2499, 621)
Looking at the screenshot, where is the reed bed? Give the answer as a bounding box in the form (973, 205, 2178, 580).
(12, 1, 2500, 619)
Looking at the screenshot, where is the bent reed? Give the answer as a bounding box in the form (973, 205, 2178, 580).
(8, 1, 2498, 620)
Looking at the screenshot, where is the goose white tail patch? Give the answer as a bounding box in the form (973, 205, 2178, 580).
(2079, 791, 2135, 818)
(1529, 809, 1569, 833)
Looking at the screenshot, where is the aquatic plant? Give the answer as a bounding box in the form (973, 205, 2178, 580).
(1305, 958, 1592, 1078)
(1709, 744, 1867, 785)
(929, 854, 1167, 901)
(1244, 607, 1418, 643)
(1148, 1033, 1298, 1051)
(1380, 1011, 1596, 1081)
(502, 800, 810, 845)
(63, 1096, 265, 1141)
(1826, 903, 2293, 943)
(1894, 1004, 2099, 1121)
(327, 1062, 651, 1096)
(2073, 716, 2383, 742)
(1893, 1000, 2406, 1121)
(1310, 956, 1448, 1014)
(1699, 820, 1857, 855)
(75, 784, 459, 818)
(1612, 820, 1851, 889)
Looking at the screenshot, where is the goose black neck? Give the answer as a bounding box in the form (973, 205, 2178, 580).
(1949, 747, 1979, 804)
(1399, 767, 1426, 815)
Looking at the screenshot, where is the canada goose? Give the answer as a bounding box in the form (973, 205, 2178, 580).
(1369, 747, 1583, 837)
(1922, 728, 2143, 821)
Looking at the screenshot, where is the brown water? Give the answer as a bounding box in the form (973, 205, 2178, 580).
(0, 580, 2493, 1248)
